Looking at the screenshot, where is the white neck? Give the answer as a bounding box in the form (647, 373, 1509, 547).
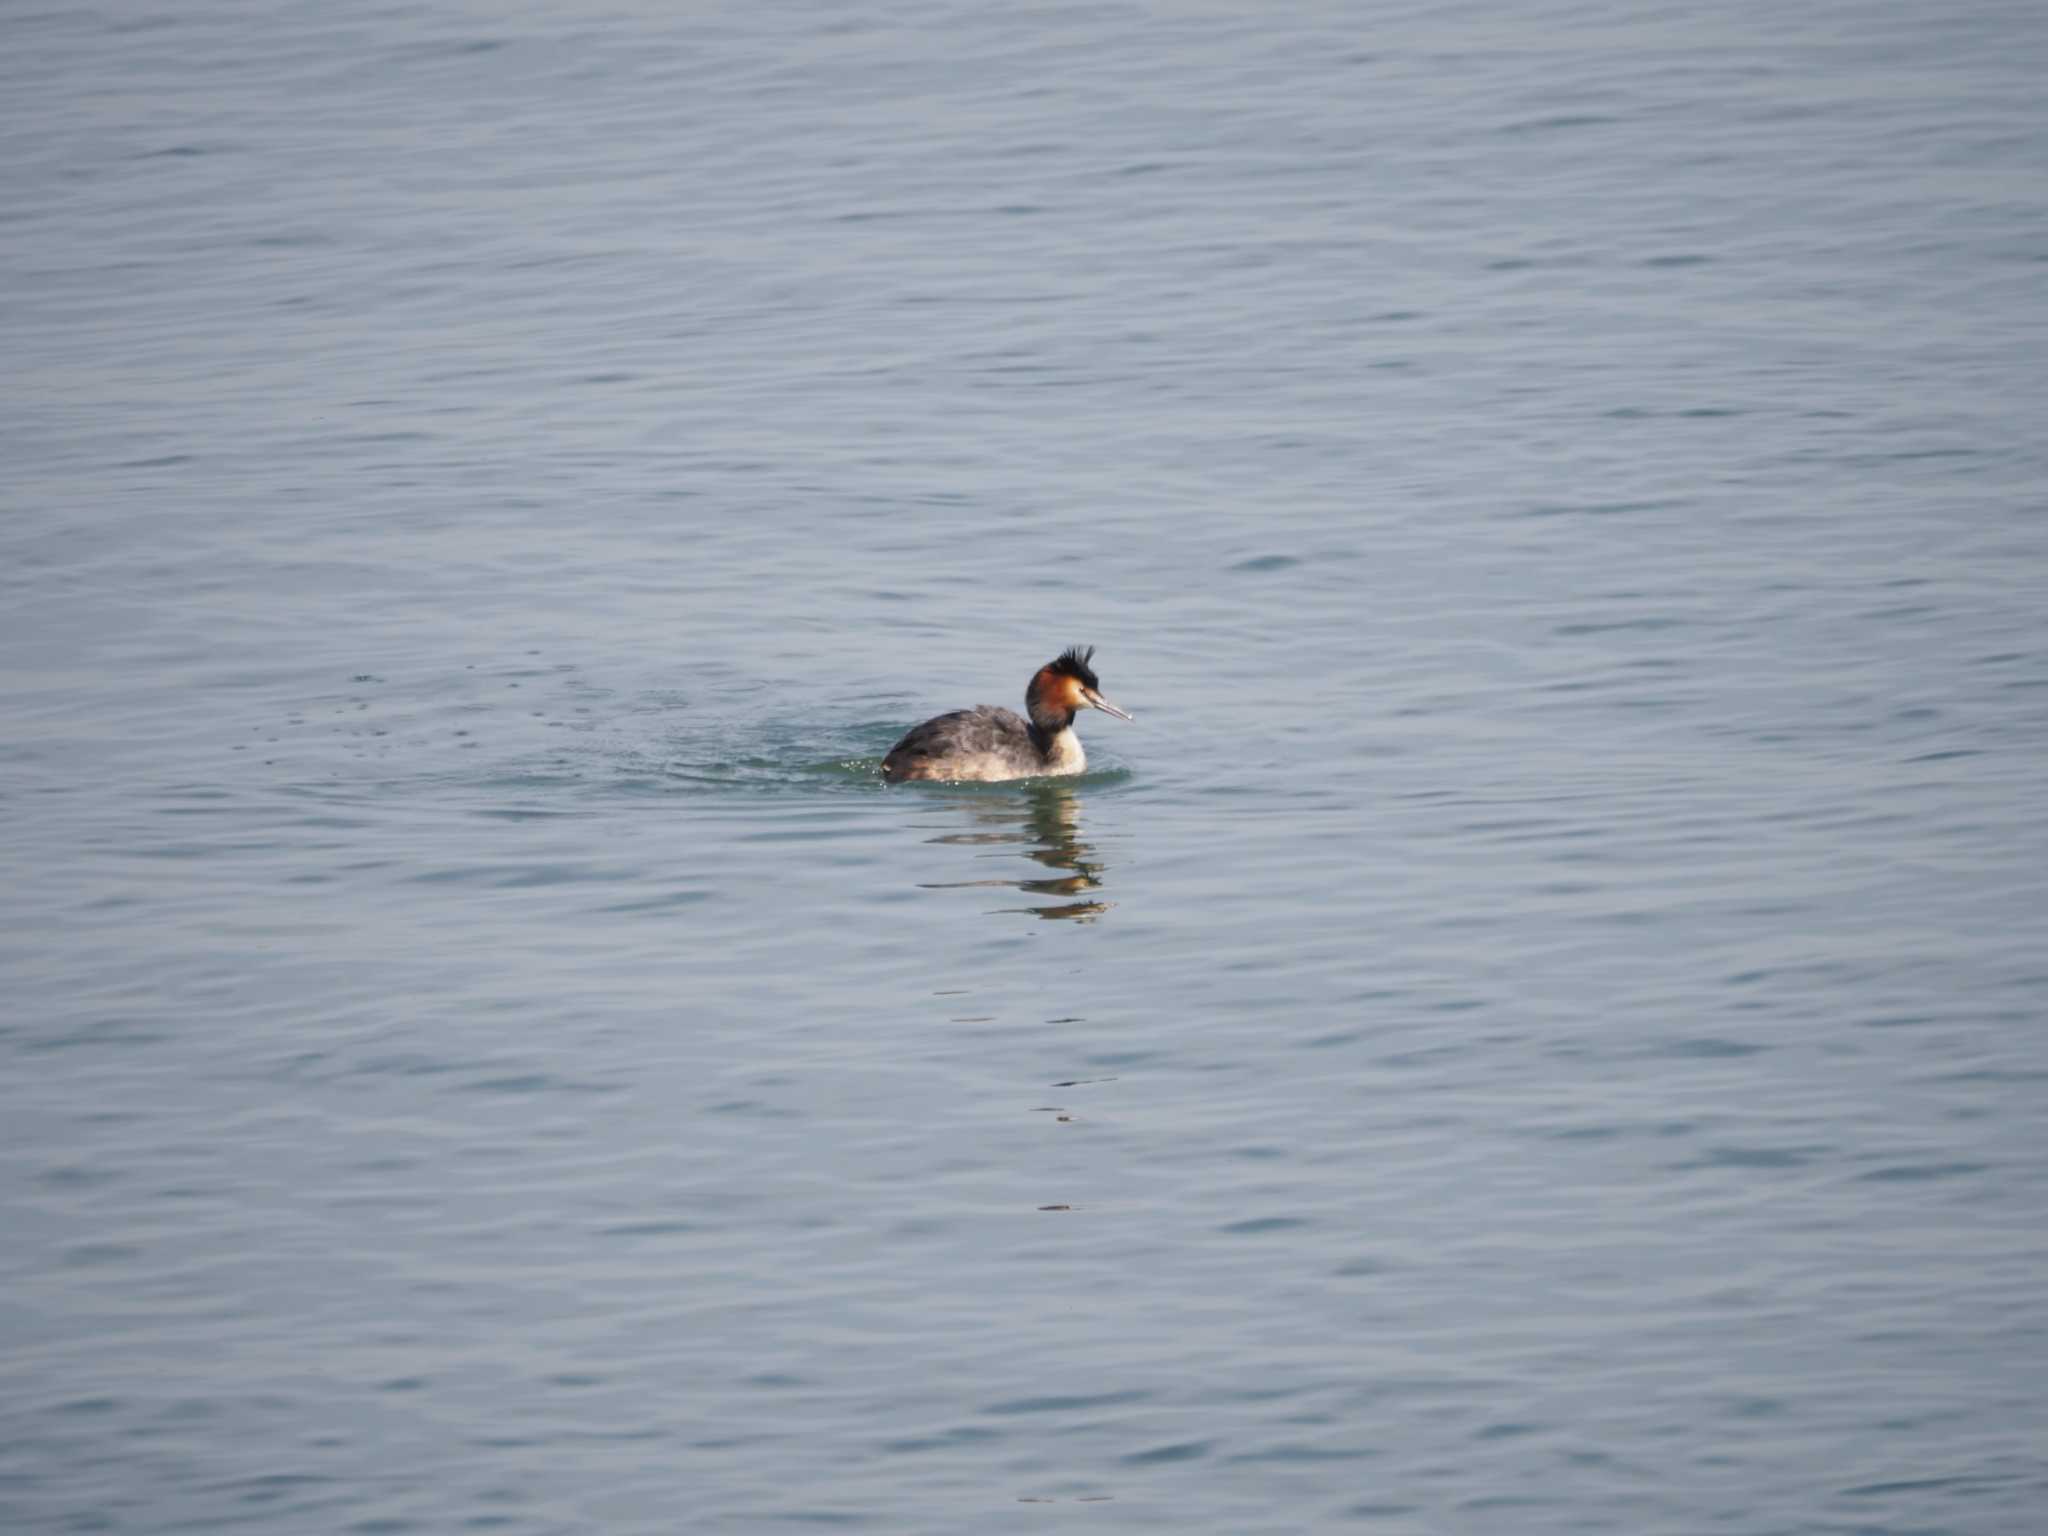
(1042, 725, 1086, 774)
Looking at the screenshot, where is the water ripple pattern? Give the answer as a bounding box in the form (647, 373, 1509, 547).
(3, 2, 2046, 1533)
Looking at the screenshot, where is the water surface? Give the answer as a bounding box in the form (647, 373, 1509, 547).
(4, 2, 2047, 1532)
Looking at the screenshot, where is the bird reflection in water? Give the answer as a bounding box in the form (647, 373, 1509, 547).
(916, 783, 1111, 922)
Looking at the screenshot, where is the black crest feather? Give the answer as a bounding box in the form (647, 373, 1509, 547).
(1049, 645, 1099, 689)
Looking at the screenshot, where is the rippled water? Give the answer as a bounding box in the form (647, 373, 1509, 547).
(5, 2, 2047, 1531)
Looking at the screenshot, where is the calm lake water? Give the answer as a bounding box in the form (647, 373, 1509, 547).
(5, 2, 2047, 1532)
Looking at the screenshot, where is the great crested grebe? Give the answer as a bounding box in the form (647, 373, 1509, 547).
(881, 646, 1132, 783)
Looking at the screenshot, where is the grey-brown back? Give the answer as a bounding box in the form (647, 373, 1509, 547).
(881, 705, 1037, 780)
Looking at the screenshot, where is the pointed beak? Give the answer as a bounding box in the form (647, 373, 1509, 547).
(1084, 690, 1133, 722)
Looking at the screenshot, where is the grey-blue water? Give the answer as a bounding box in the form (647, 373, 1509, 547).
(5, 3, 2047, 1531)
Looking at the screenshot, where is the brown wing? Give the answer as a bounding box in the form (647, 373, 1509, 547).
(881, 705, 1029, 781)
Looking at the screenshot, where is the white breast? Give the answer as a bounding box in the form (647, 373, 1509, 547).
(1041, 728, 1086, 775)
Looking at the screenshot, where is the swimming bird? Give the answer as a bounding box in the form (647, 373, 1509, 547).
(881, 646, 1132, 783)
